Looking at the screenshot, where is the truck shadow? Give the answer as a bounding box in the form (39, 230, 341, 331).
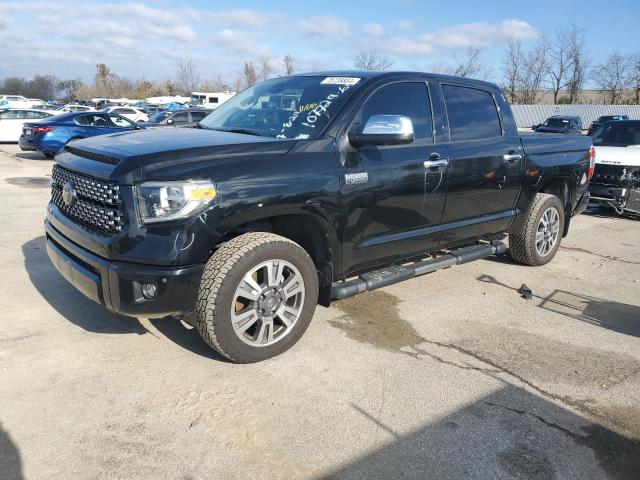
(22, 236, 150, 335)
(324, 384, 640, 480)
(14, 152, 50, 161)
(149, 317, 231, 362)
(477, 274, 640, 337)
(0, 422, 23, 480)
(22, 236, 228, 361)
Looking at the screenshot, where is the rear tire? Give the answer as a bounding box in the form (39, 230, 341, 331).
(509, 193, 565, 266)
(195, 232, 319, 363)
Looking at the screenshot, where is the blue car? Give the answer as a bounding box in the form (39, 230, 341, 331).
(19, 111, 142, 158)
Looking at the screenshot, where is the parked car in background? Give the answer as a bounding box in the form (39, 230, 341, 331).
(101, 106, 149, 123)
(587, 115, 630, 136)
(60, 104, 94, 113)
(588, 119, 640, 215)
(0, 95, 35, 109)
(143, 109, 209, 128)
(19, 111, 141, 158)
(532, 116, 582, 134)
(137, 104, 165, 116)
(0, 109, 54, 142)
(32, 103, 63, 113)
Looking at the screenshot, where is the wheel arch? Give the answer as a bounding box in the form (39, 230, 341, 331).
(537, 175, 574, 237)
(213, 212, 339, 307)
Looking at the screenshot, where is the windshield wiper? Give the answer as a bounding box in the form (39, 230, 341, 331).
(208, 127, 263, 137)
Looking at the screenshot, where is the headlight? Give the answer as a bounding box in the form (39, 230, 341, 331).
(135, 180, 216, 223)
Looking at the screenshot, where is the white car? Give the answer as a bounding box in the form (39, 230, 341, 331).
(588, 119, 640, 215)
(0, 109, 54, 142)
(0, 95, 34, 109)
(101, 106, 149, 123)
(60, 104, 94, 113)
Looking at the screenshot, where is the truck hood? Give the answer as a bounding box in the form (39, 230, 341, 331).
(74, 127, 288, 157)
(56, 127, 296, 183)
(593, 145, 640, 167)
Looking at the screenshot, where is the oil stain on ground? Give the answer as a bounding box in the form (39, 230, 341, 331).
(6, 177, 51, 188)
(329, 290, 424, 353)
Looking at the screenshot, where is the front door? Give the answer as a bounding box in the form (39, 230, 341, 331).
(438, 82, 525, 248)
(340, 81, 448, 276)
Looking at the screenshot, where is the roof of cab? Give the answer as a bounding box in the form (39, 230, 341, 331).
(291, 70, 500, 89)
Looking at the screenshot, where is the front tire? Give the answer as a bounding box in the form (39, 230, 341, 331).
(43, 152, 55, 159)
(195, 232, 319, 363)
(509, 193, 565, 266)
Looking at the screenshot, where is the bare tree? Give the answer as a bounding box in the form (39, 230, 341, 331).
(176, 59, 202, 95)
(546, 28, 574, 103)
(567, 27, 589, 103)
(629, 53, 640, 104)
(94, 63, 112, 97)
(502, 37, 523, 103)
(592, 52, 631, 104)
(353, 49, 393, 70)
(57, 78, 83, 102)
(283, 54, 295, 75)
(201, 75, 233, 92)
(518, 38, 549, 104)
(453, 47, 485, 79)
(258, 56, 274, 82)
(241, 62, 258, 88)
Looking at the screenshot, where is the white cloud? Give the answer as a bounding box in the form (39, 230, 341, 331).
(423, 19, 539, 50)
(393, 20, 414, 31)
(213, 29, 270, 56)
(384, 37, 435, 56)
(361, 23, 384, 37)
(376, 19, 539, 57)
(298, 15, 350, 38)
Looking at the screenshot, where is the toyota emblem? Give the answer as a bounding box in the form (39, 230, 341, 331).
(62, 181, 77, 207)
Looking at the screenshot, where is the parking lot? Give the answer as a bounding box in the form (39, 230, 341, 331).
(0, 142, 639, 479)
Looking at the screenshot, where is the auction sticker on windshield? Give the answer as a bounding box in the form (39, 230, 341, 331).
(321, 77, 361, 85)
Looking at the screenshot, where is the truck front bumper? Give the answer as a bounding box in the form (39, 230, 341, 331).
(45, 219, 204, 318)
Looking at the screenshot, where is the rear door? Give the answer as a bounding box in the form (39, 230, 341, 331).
(171, 111, 190, 127)
(438, 82, 524, 247)
(340, 80, 448, 275)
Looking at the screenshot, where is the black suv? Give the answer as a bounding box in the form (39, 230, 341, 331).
(533, 116, 582, 134)
(587, 115, 630, 136)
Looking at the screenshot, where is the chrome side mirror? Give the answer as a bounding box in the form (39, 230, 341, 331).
(349, 114, 415, 147)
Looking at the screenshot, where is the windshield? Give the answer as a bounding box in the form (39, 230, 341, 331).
(592, 122, 640, 146)
(543, 118, 569, 128)
(199, 76, 361, 139)
(149, 111, 169, 123)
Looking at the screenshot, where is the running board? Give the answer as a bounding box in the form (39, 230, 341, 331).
(331, 242, 507, 300)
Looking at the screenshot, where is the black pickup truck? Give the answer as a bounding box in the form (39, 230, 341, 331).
(44, 71, 593, 362)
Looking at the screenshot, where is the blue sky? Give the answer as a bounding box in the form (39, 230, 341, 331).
(0, 0, 638, 84)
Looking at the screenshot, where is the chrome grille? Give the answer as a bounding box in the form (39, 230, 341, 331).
(51, 164, 125, 233)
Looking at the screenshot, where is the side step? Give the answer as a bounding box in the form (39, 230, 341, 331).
(331, 242, 507, 300)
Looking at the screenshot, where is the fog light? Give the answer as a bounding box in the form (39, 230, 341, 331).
(141, 282, 157, 299)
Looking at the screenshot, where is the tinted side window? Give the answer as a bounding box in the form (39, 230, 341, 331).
(173, 112, 189, 123)
(361, 82, 433, 141)
(190, 111, 207, 122)
(442, 84, 501, 141)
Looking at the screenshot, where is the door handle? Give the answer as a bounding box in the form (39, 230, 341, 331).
(424, 159, 448, 168)
(503, 153, 523, 161)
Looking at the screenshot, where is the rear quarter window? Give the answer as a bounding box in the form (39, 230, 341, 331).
(443, 84, 502, 142)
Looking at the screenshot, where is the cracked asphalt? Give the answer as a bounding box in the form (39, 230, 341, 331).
(1, 143, 639, 480)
